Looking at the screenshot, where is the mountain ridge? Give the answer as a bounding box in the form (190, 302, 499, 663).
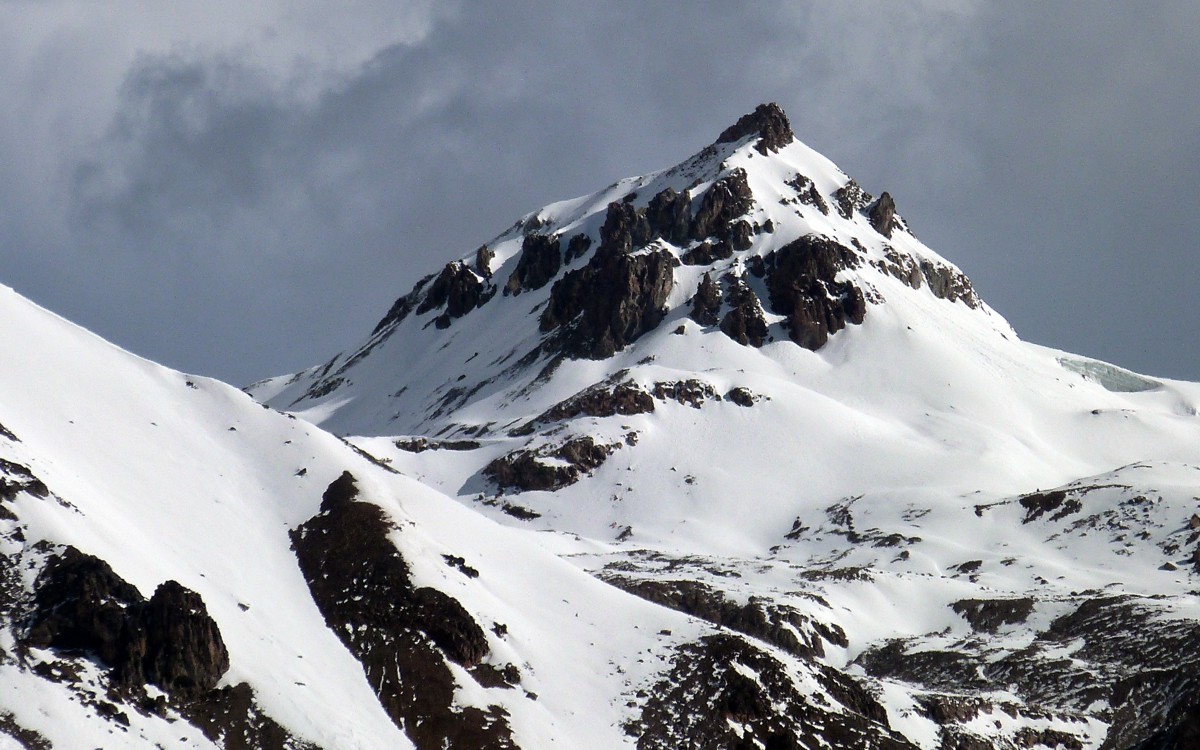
(1, 103, 1199, 748)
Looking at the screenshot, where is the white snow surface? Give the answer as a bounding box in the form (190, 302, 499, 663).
(3, 120, 1200, 748)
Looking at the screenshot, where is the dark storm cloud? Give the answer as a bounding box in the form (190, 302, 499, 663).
(1, 2, 1198, 382)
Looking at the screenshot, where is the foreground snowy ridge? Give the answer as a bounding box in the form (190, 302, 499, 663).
(1, 104, 1199, 748)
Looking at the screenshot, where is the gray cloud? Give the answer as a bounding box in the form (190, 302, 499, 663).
(2, 2, 1198, 383)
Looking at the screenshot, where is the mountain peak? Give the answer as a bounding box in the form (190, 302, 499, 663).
(715, 102, 795, 154)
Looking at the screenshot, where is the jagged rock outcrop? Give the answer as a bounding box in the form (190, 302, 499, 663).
(719, 276, 769, 347)
(689, 273, 721, 326)
(760, 235, 866, 350)
(868, 192, 896, 237)
(715, 102, 795, 155)
(833, 180, 873, 220)
(505, 233, 561, 295)
(484, 436, 618, 493)
(785, 174, 830, 215)
(291, 472, 511, 749)
(690, 169, 754, 243)
(416, 261, 493, 329)
(24, 547, 229, 698)
(602, 577, 846, 660)
(526, 378, 655, 430)
(474, 245, 495, 277)
(540, 209, 674, 358)
(564, 233, 592, 262)
(631, 634, 913, 750)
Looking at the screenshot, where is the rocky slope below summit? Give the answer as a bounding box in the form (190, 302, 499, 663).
(250, 104, 1200, 749)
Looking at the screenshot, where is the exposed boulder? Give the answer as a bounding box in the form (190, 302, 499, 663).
(715, 102, 795, 155)
(564, 233, 592, 262)
(719, 277, 769, 348)
(762, 235, 866, 350)
(484, 436, 618, 493)
(724, 387, 758, 407)
(474, 245, 495, 278)
(528, 379, 656, 428)
(868, 192, 896, 237)
(652, 380, 720, 409)
(416, 262, 493, 329)
(833, 180, 873, 220)
(689, 273, 722, 326)
(504, 233, 562, 295)
(785, 174, 830, 215)
(291, 472, 509, 749)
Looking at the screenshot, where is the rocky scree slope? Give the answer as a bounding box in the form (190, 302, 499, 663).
(252, 104, 1200, 749)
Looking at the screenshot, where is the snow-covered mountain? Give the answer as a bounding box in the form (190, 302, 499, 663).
(3, 103, 1200, 748)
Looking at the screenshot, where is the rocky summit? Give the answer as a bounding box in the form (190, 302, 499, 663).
(0, 104, 1199, 749)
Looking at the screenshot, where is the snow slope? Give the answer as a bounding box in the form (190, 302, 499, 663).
(0, 283, 738, 749)
(3, 102, 1200, 749)
(250, 104, 1200, 748)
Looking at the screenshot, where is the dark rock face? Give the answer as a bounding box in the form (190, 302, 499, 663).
(138, 582, 230, 697)
(919, 258, 981, 309)
(564, 233, 592, 262)
(632, 634, 912, 750)
(484, 436, 617, 493)
(762, 235, 866, 350)
(24, 547, 228, 698)
(715, 103, 795, 155)
(1019, 489, 1079, 523)
(291, 472, 510, 749)
(785, 174, 830, 215)
(690, 170, 754, 243)
(603, 577, 845, 660)
(858, 594, 1200, 750)
(871, 247, 982, 309)
(950, 598, 1035, 633)
(645, 187, 692, 246)
(681, 240, 733, 266)
(505, 233, 562, 295)
(651, 380, 720, 409)
(416, 262, 493, 328)
(182, 683, 315, 750)
(474, 245, 495, 277)
(724, 387, 757, 407)
(689, 273, 721, 326)
(833, 180, 873, 220)
(0, 458, 48, 502)
(868, 192, 896, 237)
(719, 277, 769, 348)
(530, 379, 656, 427)
(540, 241, 674, 359)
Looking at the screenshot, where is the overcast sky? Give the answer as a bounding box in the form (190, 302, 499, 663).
(2, 1, 1198, 384)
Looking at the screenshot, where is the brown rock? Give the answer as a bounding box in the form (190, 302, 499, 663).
(868, 192, 896, 237)
(689, 273, 722, 326)
(715, 102, 795, 155)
